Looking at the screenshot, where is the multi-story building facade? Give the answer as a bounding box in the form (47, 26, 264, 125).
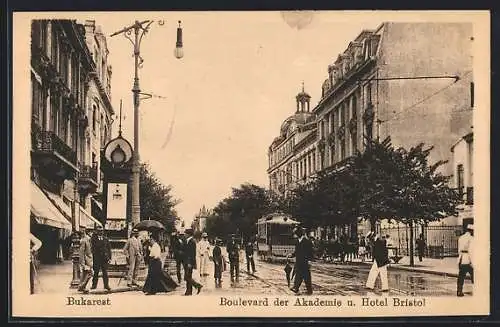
(267, 22, 474, 242)
(30, 19, 113, 265)
(268, 85, 317, 194)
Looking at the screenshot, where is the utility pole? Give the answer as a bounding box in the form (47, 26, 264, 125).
(110, 20, 183, 226)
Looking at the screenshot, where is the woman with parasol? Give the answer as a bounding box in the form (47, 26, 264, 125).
(135, 220, 178, 295)
(142, 230, 178, 295)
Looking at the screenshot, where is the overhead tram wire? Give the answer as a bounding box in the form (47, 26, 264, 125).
(383, 70, 473, 124)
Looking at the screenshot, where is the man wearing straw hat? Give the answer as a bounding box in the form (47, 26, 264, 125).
(457, 224, 474, 297)
(123, 228, 142, 287)
(77, 226, 93, 293)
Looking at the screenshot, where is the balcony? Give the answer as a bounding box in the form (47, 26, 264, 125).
(31, 129, 78, 182)
(78, 163, 99, 194)
(466, 187, 473, 205)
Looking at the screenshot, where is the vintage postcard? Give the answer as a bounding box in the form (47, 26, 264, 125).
(12, 10, 490, 318)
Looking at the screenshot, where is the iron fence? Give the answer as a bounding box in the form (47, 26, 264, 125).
(379, 224, 462, 258)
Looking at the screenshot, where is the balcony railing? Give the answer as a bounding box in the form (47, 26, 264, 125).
(79, 164, 98, 183)
(466, 187, 473, 205)
(34, 130, 77, 165)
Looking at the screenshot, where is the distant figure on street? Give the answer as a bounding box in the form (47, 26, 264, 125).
(184, 229, 203, 295)
(457, 224, 474, 297)
(365, 233, 390, 292)
(197, 232, 211, 277)
(288, 227, 313, 295)
(170, 230, 185, 283)
(358, 235, 367, 263)
(386, 235, 395, 261)
(90, 225, 112, 292)
(227, 234, 240, 283)
(416, 233, 426, 262)
(78, 227, 93, 293)
(245, 240, 256, 274)
(142, 232, 177, 295)
(30, 233, 42, 294)
(212, 238, 223, 288)
(123, 228, 142, 287)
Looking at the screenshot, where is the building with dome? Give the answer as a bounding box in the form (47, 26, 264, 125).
(268, 22, 474, 245)
(268, 84, 318, 194)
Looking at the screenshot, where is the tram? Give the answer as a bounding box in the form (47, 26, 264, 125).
(256, 213, 300, 261)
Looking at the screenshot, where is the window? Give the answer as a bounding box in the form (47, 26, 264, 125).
(470, 82, 474, 108)
(330, 112, 335, 134)
(51, 31, 58, 65)
(31, 75, 42, 124)
(92, 105, 97, 131)
(366, 83, 372, 106)
(457, 164, 464, 196)
(80, 194, 86, 208)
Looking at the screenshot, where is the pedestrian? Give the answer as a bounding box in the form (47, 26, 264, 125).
(170, 230, 185, 283)
(197, 232, 211, 277)
(90, 225, 112, 292)
(245, 240, 256, 274)
(365, 233, 390, 292)
(226, 234, 240, 283)
(123, 228, 142, 287)
(183, 229, 203, 295)
(30, 233, 42, 294)
(212, 238, 223, 288)
(284, 258, 293, 287)
(77, 227, 93, 294)
(457, 224, 474, 297)
(142, 231, 177, 295)
(386, 234, 395, 262)
(416, 233, 426, 262)
(288, 227, 313, 295)
(358, 235, 367, 263)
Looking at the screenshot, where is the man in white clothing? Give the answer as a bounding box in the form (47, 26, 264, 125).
(197, 232, 211, 277)
(365, 234, 390, 292)
(457, 224, 474, 297)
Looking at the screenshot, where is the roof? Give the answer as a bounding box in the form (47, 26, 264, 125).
(257, 213, 300, 225)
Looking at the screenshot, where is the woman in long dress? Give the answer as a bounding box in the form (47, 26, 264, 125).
(143, 232, 178, 295)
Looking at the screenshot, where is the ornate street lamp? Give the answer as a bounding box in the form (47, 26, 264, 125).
(110, 20, 184, 226)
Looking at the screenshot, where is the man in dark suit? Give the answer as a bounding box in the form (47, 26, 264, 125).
(245, 240, 256, 274)
(226, 234, 240, 282)
(90, 225, 112, 291)
(365, 233, 390, 292)
(183, 229, 202, 295)
(170, 230, 185, 283)
(288, 227, 313, 295)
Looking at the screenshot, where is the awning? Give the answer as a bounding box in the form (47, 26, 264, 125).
(91, 197, 102, 210)
(80, 206, 103, 229)
(31, 182, 72, 231)
(44, 189, 72, 218)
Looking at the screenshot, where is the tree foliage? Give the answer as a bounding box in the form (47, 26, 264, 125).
(139, 162, 181, 233)
(279, 137, 462, 233)
(205, 183, 276, 240)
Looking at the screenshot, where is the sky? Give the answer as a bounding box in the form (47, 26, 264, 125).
(86, 12, 383, 225)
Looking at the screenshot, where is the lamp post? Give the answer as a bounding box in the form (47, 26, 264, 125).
(110, 20, 184, 226)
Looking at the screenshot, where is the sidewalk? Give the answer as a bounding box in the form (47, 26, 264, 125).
(385, 256, 462, 277)
(35, 259, 141, 294)
(356, 256, 463, 278)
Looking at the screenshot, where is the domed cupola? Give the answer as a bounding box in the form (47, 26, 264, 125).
(295, 81, 311, 113)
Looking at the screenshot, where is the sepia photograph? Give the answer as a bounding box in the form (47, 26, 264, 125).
(12, 10, 490, 318)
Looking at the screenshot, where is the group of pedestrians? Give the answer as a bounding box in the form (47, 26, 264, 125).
(169, 230, 259, 290)
(78, 225, 113, 293)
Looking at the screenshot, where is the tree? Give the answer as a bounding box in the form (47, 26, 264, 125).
(352, 137, 462, 266)
(139, 162, 181, 234)
(205, 183, 275, 241)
